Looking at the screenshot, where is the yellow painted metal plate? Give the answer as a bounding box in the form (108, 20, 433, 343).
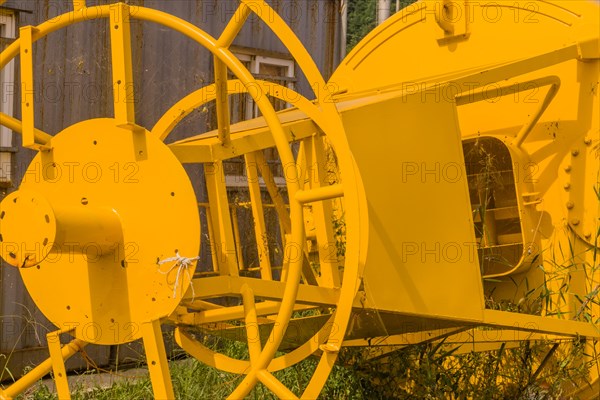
(331, 1, 600, 94)
(18, 118, 200, 345)
(0, 190, 57, 267)
(340, 90, 485, 321)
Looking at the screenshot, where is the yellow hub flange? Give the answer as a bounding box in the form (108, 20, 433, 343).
(0, 118, 200, 345)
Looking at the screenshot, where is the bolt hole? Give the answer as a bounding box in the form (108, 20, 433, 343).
(0, 211, 4, 219)
(36, 265, 40, 270)
(25, 102, 29, 107)
(81, 198, 89, 205)
(93, 140, 97, 145)
(110, 318, 115, 323)
(0, 234, 3, 242)
(66, 305, 71, 310)
(151, 361, 156, 366)
(117, 79, 122, 85)
(114, 24, 119, 29)
(13, 198, 17, 203)
(170, 192, 175, 197)
(121, 260, 127, 268)
(138, 150, 144, 155)
(43, 238, 48, 246)
(44, 214, 50, 223)
(24, 49, 28, 53)
(58, 373, 62, 377)
(151, 297, 156, 302)
(9, 252, 16, 259)
(443, 4, 452, 18)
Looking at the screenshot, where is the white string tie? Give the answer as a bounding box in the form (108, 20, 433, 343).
(157, 252, 199, 300)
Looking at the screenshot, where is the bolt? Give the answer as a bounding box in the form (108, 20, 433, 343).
(584, 137, 592, 145)
(566, 201, 574, 209)
(571, 149, 579, 157)
(571, 218, 580, 226)
(584, 232, 592, 238)
(563, 183, 571, 190)
(564, 165, 571, 173)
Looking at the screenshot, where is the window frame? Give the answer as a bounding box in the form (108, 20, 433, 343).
(233, 51, 296, 120)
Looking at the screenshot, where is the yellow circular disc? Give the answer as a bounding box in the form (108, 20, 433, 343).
(19, 118, 200, 345)
(0, 190, 57, 267)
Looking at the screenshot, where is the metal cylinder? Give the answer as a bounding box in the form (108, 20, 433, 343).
(0, 189, 123, 267)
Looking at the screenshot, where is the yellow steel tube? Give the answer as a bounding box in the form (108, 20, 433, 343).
(214, 60, 231, 144)
(241, 285, 262, 364)
(19, 26, 36, 149)
(245, 152, 274, 280)
(254, 150, 292, 235)
(177, 301, 316, 325)
(47, 331, 71, 399)
(109, 4, 136, 127)
(204, 204, 220, 273)
(295, 184, 345, 204)
(142, 320, 175, 400)
(213, 3, 253, 144)
(231, 206, 245, 271)
(153, 80, 335, 142)
(0, 339, 86, 399)
(238, 0, 328, 103)
(0, 112, 52, 144)
(218, 4, 252, 48)
(257, 369, 298, 399)
(454, 75, 561, 150)
(205, 161, 240, 276)
(175, 313, 333, 374)
(513, 80, 560, 147)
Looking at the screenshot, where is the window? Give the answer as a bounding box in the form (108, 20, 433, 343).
(0, 9, 16, 188)
(216, 50, 296, 274)
(463, 137, 523, 276)
(231, 50, 295, 122)
(224, 48, 296, 182)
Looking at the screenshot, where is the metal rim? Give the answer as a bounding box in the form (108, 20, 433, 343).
(0, 2, 367, 398)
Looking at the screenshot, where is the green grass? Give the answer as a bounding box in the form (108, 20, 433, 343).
(13, 335, 594, 400)
(16, 355, 366, 400)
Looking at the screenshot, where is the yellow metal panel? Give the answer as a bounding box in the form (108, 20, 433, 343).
(342, 89, 485, 321)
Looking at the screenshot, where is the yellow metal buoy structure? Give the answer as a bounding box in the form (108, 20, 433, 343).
(0, 0, 598, 399)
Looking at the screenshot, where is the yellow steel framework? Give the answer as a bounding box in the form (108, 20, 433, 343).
(0, 0, 598, 399)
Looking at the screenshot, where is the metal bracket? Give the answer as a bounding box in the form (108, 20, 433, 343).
(434, 0, 471, 45)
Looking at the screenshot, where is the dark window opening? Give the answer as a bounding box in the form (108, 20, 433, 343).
(462, 137, 523, 276)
